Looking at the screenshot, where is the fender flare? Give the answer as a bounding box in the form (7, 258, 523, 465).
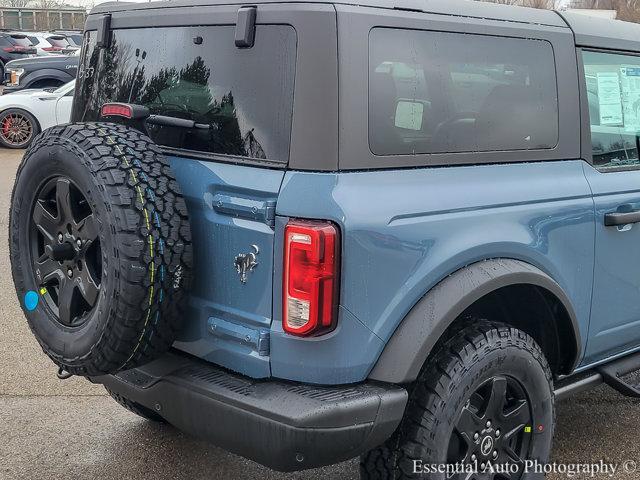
(367, 258, 581, 384)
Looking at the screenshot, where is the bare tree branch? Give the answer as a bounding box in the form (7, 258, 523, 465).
(475, 0, 563, 8)
(477, 0, 640, 21)
(0, 0, 32, 7)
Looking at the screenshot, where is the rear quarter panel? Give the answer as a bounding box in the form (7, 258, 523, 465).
(269, 6, 593, 385)
(273, 161, 595, 383)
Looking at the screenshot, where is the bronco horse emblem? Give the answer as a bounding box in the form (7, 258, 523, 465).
(234, 245, 259, 284)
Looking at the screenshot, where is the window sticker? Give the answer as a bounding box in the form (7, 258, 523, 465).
(621, 66, 640, 133)
(395, 101, 424, 131)
(597, 72, 624, 126)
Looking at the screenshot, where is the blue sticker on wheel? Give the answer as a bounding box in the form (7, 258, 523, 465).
(24, 290, 39, 311)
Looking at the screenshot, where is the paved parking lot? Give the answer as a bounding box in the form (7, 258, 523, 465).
(2, 149, 640, 479)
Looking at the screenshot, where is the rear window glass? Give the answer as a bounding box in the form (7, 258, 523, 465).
(73, 25, 297, 163)
(369, 28, 559, 156)
(47, 36, 70, 47)
(9, 35, 32, 47)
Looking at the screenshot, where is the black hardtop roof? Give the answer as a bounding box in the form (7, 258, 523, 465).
(90, 0, 640, 52)
(560, 11, 640, 53)
(90, 0, 566, 26)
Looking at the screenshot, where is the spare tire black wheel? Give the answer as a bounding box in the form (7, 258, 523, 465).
(9, 123, 192, 376)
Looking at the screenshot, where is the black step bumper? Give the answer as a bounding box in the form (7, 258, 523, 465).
(92, 352, 408, 472)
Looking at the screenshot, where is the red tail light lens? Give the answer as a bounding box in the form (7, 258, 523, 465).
(283, 220, 340, 336)
(42, 47, 62, 52)
(101, 103, 133, 119)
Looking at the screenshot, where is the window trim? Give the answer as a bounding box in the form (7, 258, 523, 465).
(579, 47, 640, 173)
(368, 27, 561, 158)
(337, 6, 581, 171)
(76, 24, 297, 166)
(160, 146, 286, 170)
(82, 3, 340, 172)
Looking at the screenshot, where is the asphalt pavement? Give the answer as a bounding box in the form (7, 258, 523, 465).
(2, 149, 640, 479)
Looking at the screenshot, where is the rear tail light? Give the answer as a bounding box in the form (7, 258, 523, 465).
(283, 220, 340, 336)
(42, 47, 62, 52)
(101, 103, 133, 119)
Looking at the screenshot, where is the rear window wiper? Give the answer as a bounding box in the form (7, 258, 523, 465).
(146, 114, 211, 130)
(100, 103, 211, 129)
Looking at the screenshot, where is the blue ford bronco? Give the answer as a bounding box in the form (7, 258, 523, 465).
(8, 0, 640, 478)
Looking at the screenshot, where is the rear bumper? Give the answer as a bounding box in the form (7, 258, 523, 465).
(93, 352, 408, 471)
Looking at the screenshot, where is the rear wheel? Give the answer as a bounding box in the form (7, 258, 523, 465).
(360, 320, 554, 479)
(0, 108, 39, 149)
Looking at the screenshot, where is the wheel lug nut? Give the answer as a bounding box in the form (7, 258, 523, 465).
(480, 462, 486, 470)
(471, 454, 477, 462)
(473, 432, 479, 441)
(486, 420, 492, 428)
(493, 451, 498, 459)
(76, 239, 82, 248)
(495, 429, 501, 437)
(58, 233, 63, 243)
(67, 268, 73, 278)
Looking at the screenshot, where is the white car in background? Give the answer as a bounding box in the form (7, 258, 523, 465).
(0, 80, 74, 149)
(20, 32, 73, 56)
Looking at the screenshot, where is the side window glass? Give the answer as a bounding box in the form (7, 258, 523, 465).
(369, 28, 559, 156)
(583, 51, 640, 169)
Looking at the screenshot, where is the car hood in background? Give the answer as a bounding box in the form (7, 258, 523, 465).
(0, 89, 58, 102)
(5, 54, 79, 70)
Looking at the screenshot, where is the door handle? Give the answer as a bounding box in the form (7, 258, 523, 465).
(604, 210, 640, 226)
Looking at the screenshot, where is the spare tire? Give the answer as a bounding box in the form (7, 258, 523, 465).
(9, 123, 192, 376)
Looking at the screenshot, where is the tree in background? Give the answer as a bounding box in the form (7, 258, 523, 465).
(0, 0, 31, 7)
(477, 0, 640, 21)
(474, 0, 563, 7)
(0, 0, 92, 7)
(569, 0, 640, 22)
(32, 0, 65, 8)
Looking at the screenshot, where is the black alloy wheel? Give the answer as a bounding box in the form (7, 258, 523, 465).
(360, 320, 554, 480)
(30, 176, 101, 327)
(448, 376, 533, 479)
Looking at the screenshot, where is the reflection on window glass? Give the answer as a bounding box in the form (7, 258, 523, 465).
(583, 51, 640, 169)
(73, 26, 296, 162)
(369, 28, 559, 156)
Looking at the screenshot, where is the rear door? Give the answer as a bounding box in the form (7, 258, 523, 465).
(72, 13, 299, 378)
(581, 49, 640, 364)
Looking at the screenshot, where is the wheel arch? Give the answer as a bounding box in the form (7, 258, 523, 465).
(20, 69, 73, 89)
(367, 258, 581, 383)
